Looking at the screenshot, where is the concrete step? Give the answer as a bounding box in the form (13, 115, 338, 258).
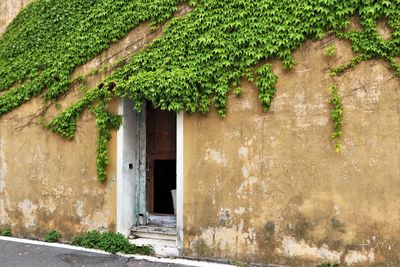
(147, 214, 176, 227)
(129, 237, 179, 257)
(130, 225, 177, 241)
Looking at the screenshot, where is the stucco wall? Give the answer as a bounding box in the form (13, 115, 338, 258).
(2, 1, 400, 265)
(183, 38, 400, 266)
(0, 0, 176, 239)
(0, 0, 189, 240)
(0, 66, 119, 239)
(0, 0, 120, 239)
(0, 99, 118, 239)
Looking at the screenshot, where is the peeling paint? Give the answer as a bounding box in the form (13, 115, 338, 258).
(0, 199, 11, 225)
(368, 249, 375, 263)
(344, 250, 372, 265)
(205, 148, 227, 166)
(18, 199, 38, 228)
(80, 210, 109, 230)
(75, 201, 84, 218)
(234, 207, 246, 215)
(192, 223, 258, 253)
(218, 208, 231, 225)
(236, 176, 257, 195)
(238, 147, 248, 159)
(236, 145, 260, 196)
(282, 236, 341, 262)
(354, 83, 381, 109)
(38, 198, 57, 213)
(293, 90, 311, 128)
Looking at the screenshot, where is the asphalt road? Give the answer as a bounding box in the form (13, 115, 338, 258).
(0, 240, 189, 267)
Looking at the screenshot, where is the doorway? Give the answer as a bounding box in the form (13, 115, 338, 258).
(117, 98, 183, 250)
(146, 103, 177, 216)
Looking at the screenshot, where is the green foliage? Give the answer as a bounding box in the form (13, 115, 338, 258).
(330, 85, 343, 152)
(48, 89, 99, 139)
(44, 230, 61, 242)
(229, 259, 246, 267)
(48, 85, 121, 181)
(91, 99, 122, 182)
(76, 75, 86, 83)
(0, 0, 182, 109)
(109, 0, 400, 116)
(256, 64, 278, 112)
(324, 44, 337, 57)
(0, 0, 181, 181)
(317, 262, 339, 267)
(1, 0, 400, 181)
(0, 226, 12, 237)
(72, 230, 154, 255)
(330, 54, 372, 76)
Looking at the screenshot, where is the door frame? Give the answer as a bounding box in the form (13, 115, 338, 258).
(145, 104, 177, 214)
(116, 98, 184, 249)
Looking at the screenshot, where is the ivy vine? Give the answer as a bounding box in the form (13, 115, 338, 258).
(1, 0, 400, 181)
(330, 85, 343, 152)
(0, 0, 183, 182)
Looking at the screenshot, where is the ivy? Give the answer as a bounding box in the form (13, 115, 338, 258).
(1, 0, 400, 181)
(92, 101, 122, 183)
(48, 89, 99, 139)
(256, 64, 278, 112)
(330, 85, 343, 153)
(324, 44, 337, 57)
(0, 0, 182, 181)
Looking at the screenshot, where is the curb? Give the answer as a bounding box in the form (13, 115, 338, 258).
(0, 236, 234, 267)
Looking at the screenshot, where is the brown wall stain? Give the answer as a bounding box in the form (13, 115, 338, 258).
(183, 38, 400, 266)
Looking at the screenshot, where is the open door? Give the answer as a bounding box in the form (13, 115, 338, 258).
(146, 103, 177, 219)
(118, 99, 179, 246)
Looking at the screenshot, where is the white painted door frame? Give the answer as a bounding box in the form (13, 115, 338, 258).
(116, 98, 184, 250)
(176, 112, 184, 249)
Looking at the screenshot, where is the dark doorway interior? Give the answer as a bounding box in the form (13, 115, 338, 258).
(153, 160, 176, 214)
(146, 102, 177, 215)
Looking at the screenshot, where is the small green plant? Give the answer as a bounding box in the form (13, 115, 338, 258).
(0, 227, 12, 237)
(72, 230, 153, 255)
(229, 259, 245, 267)
(324, 44, 337, 57)
(317, 262, 339, 267)
(54, 103, 62, 110)
(330, 85, 343, 152)
(76, 75, 86, 83)
(44, 230, 61, 242)
(234, 87, 242, 97)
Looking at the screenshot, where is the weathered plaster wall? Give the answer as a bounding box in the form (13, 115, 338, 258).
(0, 0, 192, 240)
(2, 1, 400, 265)
(0, 98, 118, 239)
(0, 0, 118, 239)
(183, 38, 400, 266)
(0, 0, 153, 239)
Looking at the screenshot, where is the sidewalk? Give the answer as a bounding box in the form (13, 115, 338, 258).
(0, 236, 234, 267)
